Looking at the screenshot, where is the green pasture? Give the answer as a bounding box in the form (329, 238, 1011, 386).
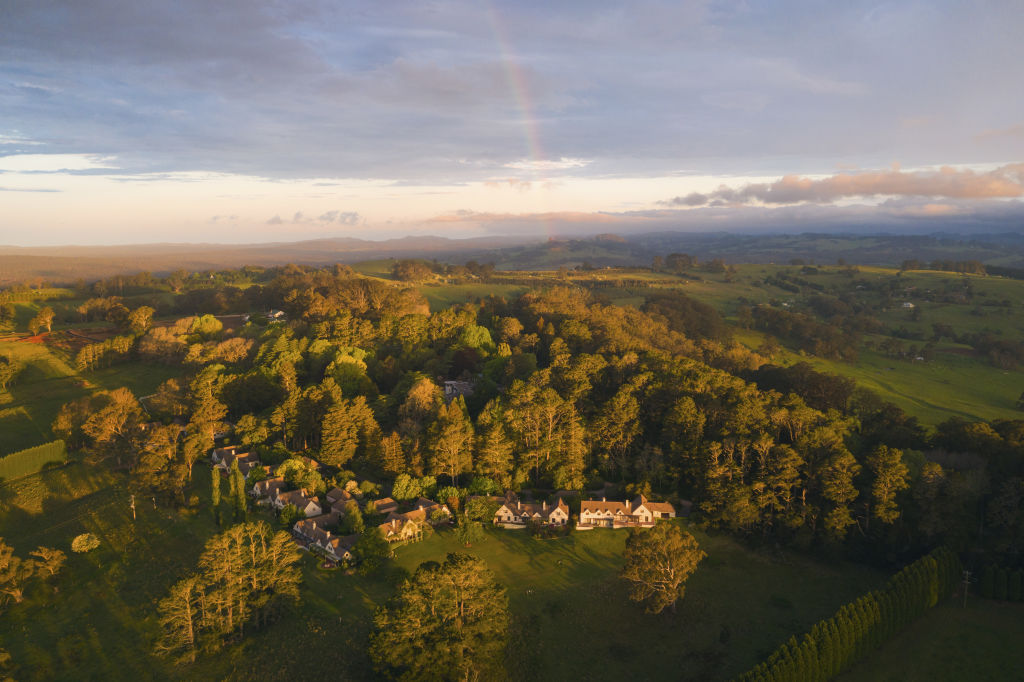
(841, 598, 1024, 682)
(0, 340, 181, 454)
(417, 283, 530, 311)
(0, 463, 219, 682)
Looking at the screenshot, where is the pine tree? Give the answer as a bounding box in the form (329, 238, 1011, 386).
(211, 466, 221, 523)
(979, 565, 995, 598)
(995, 567, 1009, 601)
(1009, 570, 1022, 602)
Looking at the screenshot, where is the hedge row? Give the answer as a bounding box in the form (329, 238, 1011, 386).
(0, 440, 68, 482)
(735, 547, 961, 682)
(979, 565, 1024, 602)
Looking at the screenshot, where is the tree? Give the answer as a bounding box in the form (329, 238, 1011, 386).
(211, 465, 221, 522)
(28, 306, 54, 334)
(156, 522, 302, 659)
(341, 500, 365, 535)
(29, 546, 66, 578)
(455, 513, 485, 546)
(428, 398, 474, 485)
(71, 533, 101, 553)
(0, 538, 36, 605)
(866, 445, 909, 526)
(370, 553, 508, 681)
(127, 305, 155, 335)
(620, 523, 706, 614)
(354, 527, 391, 575)
(0, 355, 22, 391)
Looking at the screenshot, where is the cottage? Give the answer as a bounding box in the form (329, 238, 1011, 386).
(325, 487, 353, 508)
(493, 498, 570, 529)
(378, 513, 424, 543)
(577, 495, 676, 530)
(212, 448, 261, 477)
(272, 488, 322, 517)
(443, 380, 474, 401)
(377, 500, 451, 543)
(210, 445, 245, 464)
(250, 476, 286, 503)
(373, 497, 399, 515)
(292, 512, 341, 541)
(292, 517, 355, 563)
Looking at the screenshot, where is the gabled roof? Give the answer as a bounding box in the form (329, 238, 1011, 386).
(325, 487, 353, 505)
(632, 494, 675, 514)
(581, 499, 631, 515)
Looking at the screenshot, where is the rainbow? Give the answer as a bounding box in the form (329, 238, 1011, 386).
(487, 4, 556, 237)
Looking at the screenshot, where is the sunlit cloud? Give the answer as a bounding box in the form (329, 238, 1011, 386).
(661, 164, 1024, 207)
(504, 158, 591, 172)
(0, 154, 118, 173)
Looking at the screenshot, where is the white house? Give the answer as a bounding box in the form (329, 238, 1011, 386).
(578, 495, 675, 530)
(493, 498, 570, 529)
(272, 488, 322, 517)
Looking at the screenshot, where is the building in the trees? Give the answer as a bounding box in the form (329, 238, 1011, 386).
(443, 380, 474, 401)
(272, 488, 322, 517)
(211, 447, 261, 477)
(577, 495, 675, 530)
(373, 497, 399, 515)
(292, 516, 354, 563)
(325, 487, 354, 509)
(493, 498, 570, 528)
(377, 499, 451, 543)
(250, 476, 286, 503)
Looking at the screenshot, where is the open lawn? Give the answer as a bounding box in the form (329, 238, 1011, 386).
(417, 283, 530, 312)
(0, 339, 181, 454)
(841, 598, 1024, 682)
(393, 525, 883, 680)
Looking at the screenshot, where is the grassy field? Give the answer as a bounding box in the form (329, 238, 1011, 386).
(417, 283, 531, 312)
(0, 463, 884, 681)
(841, 598, 1024, 682)
(0, 339, 181, 454)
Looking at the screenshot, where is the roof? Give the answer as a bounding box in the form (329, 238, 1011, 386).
(278, 489, 318, 508)
(580, 499, 631, 515)
(375, 497, 398, 512)
(500, 498, 569, 521)
(633, 494, 675, 514)
(254, 476, 286, 495)
(326, 487, 353, 505)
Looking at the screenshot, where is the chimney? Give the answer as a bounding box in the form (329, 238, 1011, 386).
(542, 501, 547, 510)
(602, 496, 606, 502)
(625, 500, 630, 511)
(313, 521, 317, 529)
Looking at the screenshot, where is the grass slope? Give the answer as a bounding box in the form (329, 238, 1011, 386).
(840, 599, 1024, 682)
(0, 340, 180, 454)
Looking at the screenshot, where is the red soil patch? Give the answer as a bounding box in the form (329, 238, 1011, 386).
(19, 333, 47, 344)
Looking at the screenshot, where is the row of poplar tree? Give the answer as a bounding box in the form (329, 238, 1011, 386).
(978, 565, 1024, 602)
(736, 546, 960, 682)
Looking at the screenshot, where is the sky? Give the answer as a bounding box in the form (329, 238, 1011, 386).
(1, 0, 1023, 246)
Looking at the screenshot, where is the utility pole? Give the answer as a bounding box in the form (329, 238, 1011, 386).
(129, 493, 136, 521)
(962, 569, 971, 608)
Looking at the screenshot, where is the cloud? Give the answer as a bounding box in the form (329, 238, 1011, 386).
(317, 210, 361, 225)
(504, 158, 591, 172)
(484, 178, 533, 191)
(0, 153, 118, 172)
(266, 215, 284, 225)
(974, 123, 1024, 142)
(662, 164, 1024, 207)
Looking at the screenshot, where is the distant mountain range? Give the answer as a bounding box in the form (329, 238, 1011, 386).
(2, 231, 1024, 284)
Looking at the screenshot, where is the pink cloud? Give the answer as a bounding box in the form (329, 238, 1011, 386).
(663, 163, 1024, 207)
